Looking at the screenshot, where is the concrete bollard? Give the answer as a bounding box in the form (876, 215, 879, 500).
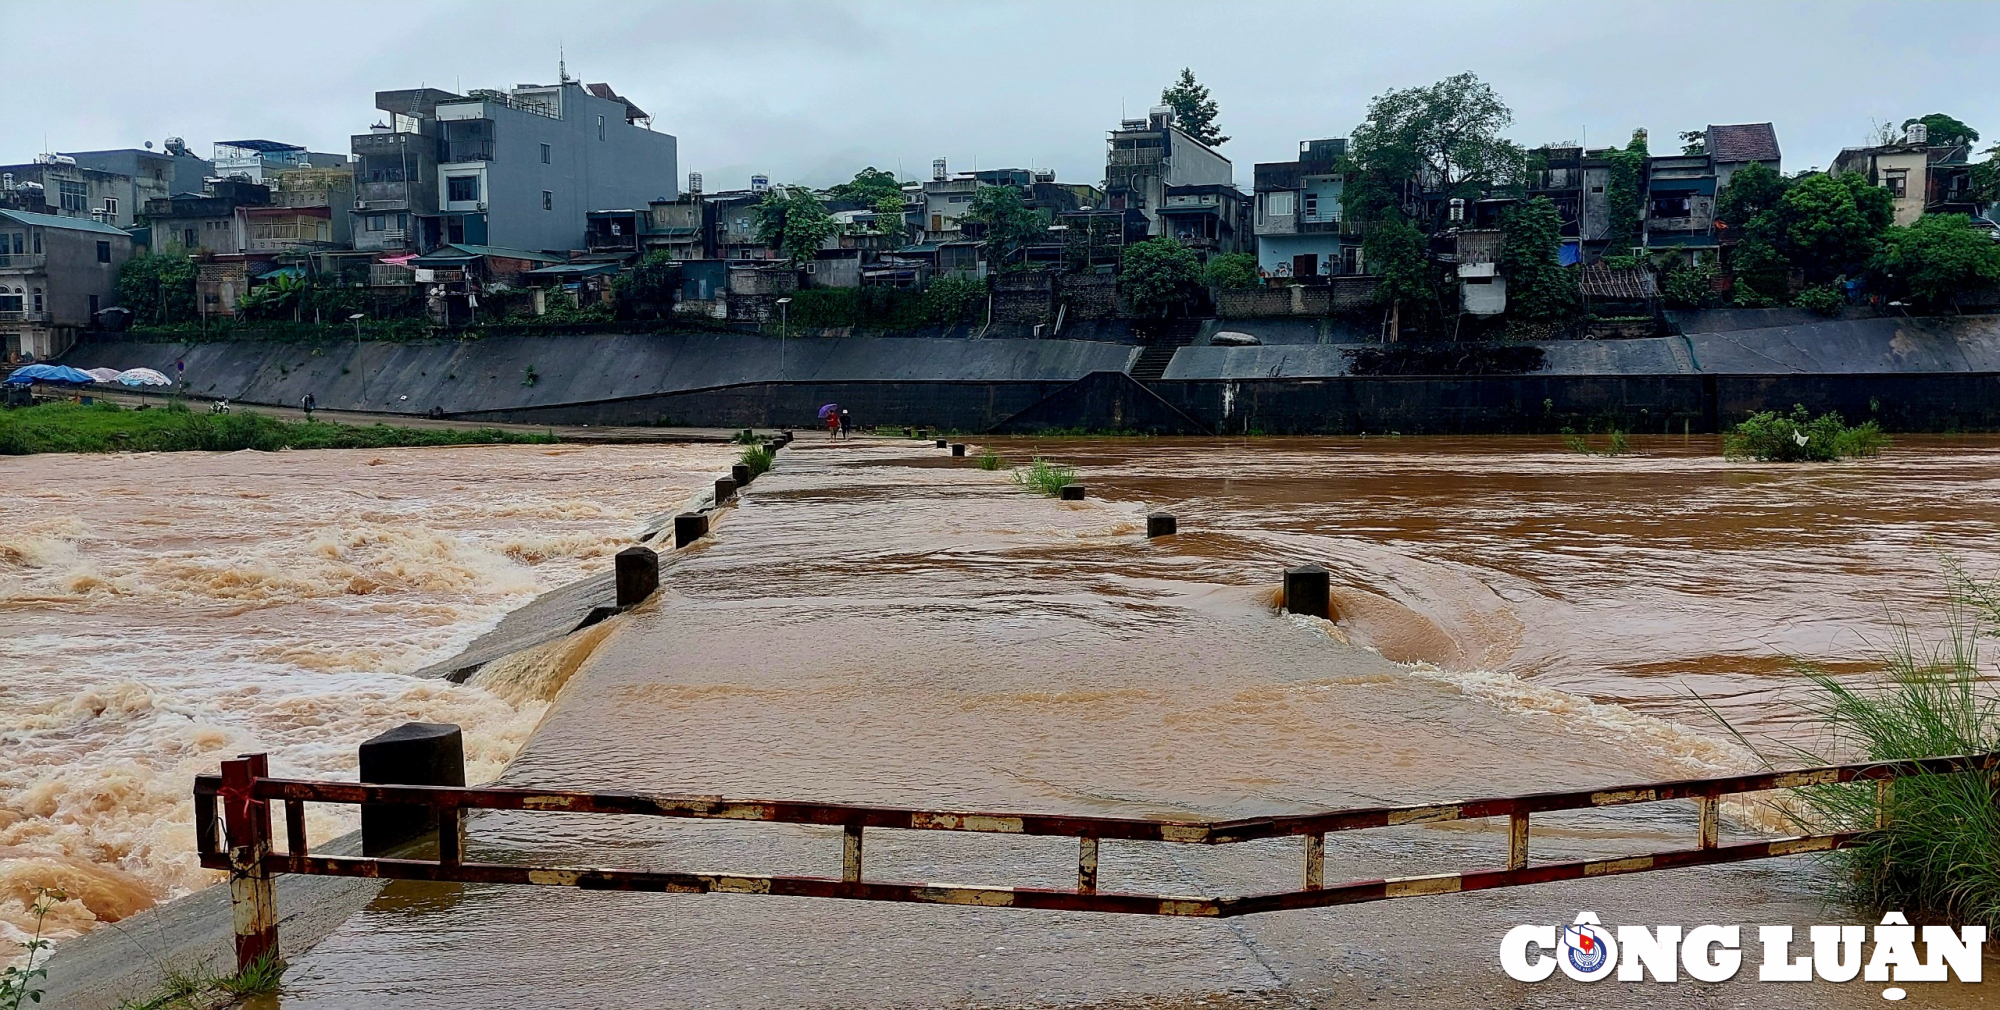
(715, 476, 738, 503)
(615, 545, 659, 608)
(359, 722, 465, 857)
(1283, 565, 1332, 620)
(935, 438, 948, 448)
(1059, 484, 1086, 501)
(951, 443, 966, 456)
(731, 462, 753, 487)
(1147, 512, 1177, 537)
(674, 511, 709, 548)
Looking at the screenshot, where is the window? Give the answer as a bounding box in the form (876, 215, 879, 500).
(367, 215, 384, 231)
(1884, 171, 1908, 199)
(1302, 192, 1319, 218)
(542, 190, 553, 211)
(396, 212, 408, 229)
(59, 181, 87, 213)
(541, 143, 551, 164)
(103, 196, 118, 217)
(7, 234, 19, 254)
(597, 115, 606, 140)
(1651, 195, 1692, 218)
(0, 293, 19, 312)
(447, 175, 480, 202)
(182, 228, 198, 247)
(31, 289, 41, 313)
(97, 241, 111, 263)
(1267, 192, 1294, 217)
(31, 231, 40, 254)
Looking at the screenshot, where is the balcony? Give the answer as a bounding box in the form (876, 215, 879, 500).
(0, 310, 51, 323)
(0, 253, 46, 271)
(1297, 218, 1359, 236)
(443, 141, 494, 163)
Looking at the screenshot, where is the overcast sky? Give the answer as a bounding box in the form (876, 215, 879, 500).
(8, 0, 1995, 192)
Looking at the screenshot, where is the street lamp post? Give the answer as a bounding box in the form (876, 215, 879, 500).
(775, 297, 792, 377)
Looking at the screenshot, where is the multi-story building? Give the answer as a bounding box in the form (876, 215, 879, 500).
(351, 88, 455, 253)
(138, 178, 270, 254)
(0, 153, 172, 230)
(1253, 139, 1360, 278)
(1831, 122, 1978, 226)
(1104, 107, 1234, 238)
(1157, 183, 1250, 257)
(211, 140, 346, 185)
(64, 141, 214, 200)
(0, 209, 134, 360)
(1704, 122, 1782, 192)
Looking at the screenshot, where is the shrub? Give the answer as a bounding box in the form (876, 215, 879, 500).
(1660, 260, 1723, 310)
(1562, 427, 1631, 456)
(1792, 284, 1845, 316)
(920, 275, 985, 325)
(738, 445, 774, 477)
(1012, 456, 1077, 496)
(976, 446, 1003, 470)
(1200, 252, 1260, 290)
(1722, 404, 1888, 462)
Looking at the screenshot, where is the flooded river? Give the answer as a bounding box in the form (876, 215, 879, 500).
(0, 442, 735, 945)
(264, 434, 2000, 1009)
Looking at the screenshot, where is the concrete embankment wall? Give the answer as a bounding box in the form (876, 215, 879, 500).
(57, 312, 2000, 433)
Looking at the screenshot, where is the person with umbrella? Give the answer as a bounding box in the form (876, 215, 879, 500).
(819, 403, 842, 440)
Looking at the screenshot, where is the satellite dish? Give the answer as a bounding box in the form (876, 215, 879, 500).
(144, 141, 154, 150)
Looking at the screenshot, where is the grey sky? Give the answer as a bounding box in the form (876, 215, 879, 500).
(9, 0, 1996, 192)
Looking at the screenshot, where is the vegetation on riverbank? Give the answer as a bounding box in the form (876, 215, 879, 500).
(0, 401, 555, 455)
(1013, 457, 1077, 496)
(113, 952, 284, 1010)
(1723, 405, 1888, 462)
(738, 444, 774, 477)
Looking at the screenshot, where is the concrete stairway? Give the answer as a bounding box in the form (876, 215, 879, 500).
(1128, 318, 1202, 381)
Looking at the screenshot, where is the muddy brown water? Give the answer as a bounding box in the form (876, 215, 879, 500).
(263, 435, 2000, 1008)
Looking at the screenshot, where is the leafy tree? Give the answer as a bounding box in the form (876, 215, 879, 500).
(614, 250, 680, 316)
(1160, 68, 1226, 146)
(1715, 160, 1790, 231)
(117, 249, 200, 325)
(827, 167, 903, 204)
(754, 185, 839, 264)
(1679, 130, 1706, 156)
(1729, 237, 1789, 307)
(1499, 196, 1577, 323)
(1971, 151, 2000, 209)
(873, 193, 907, 242)
(1870, 214, 2000, 310)
(1200, 252, 1260, 289)
(1119, 237, 1201, 317)
(1346, 72, 1526, 227)
(919, 275, 985, 324)
(1900, 113, 1980, 147)
(1362, 213, 1437, 327)
(1660, 259, 1723, 310)
(1604, 130, 1649, 253)
(960, 185, 1045, 271)
(1749, 172, 1895, 284)
(237, 273, 307, 321)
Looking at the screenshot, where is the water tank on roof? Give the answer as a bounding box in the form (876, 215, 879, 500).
(932, 158, 947, 181)
(1034, 169, 1055, 184)
(1906, 122, 1928, 145)
(688, 172, 703, 194)
(750, 174, 769, 193)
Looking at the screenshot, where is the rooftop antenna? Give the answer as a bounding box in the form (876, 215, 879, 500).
(558, 43, 570, 84)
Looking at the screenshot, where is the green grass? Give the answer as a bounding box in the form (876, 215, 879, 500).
(976, 446, 1003, 470)
(115, 953, 285, 1009)
(738, 445, 774, 477)
(1562, 427, 1632, 456)
(0, 401, 556, 455)
(1012, 456, 1077, 496)
(1722, 404, 1889, 462)
(1711, 571, 2000, 927)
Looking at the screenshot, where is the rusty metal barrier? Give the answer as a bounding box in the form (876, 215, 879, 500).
(194, 750, 2000, 971)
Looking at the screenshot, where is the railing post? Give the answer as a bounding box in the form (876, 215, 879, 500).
(1303, 833, 1325, 890)
(359, 722, 465, 857)
(1078, 837, 1100, 894)
(220, 754, 278, 973)
(614, 545, 659, 609)
(1507, 811, 1530, 870)
(1875, 778, 1894, 830)
(842, 824, 864, 884)
(1697, 795, 1720, 850)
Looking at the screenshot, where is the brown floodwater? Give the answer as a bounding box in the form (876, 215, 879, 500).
(0, 442, 735, 945)
(269, 435, 2000, 1009)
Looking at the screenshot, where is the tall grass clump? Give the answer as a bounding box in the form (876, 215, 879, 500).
(0, 401, 555, 454)
(976, 446, 1003, 471)
(1722, 404, 1889, 462)
(738, 444, 774, 477)
(1012, 456, 1077, 496)
(1717, 576, 2000, 927)
(1561, 426, 1631, 456)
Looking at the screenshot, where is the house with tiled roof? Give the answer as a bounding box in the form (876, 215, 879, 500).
(1704, 123, 1782, 189)
(0, 208, 134, 360)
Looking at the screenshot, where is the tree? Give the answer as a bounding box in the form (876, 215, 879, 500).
(1499, 196, 1578, 323)
(1679, 130, 1707, 156)
(873, 193, 907, 243)
(1729, 237, 1789, 307)
(754, 185, 839, 265)
(960, 185, 1045, 271)
(1160, 68, 1226, 146)
(1900, 113, 1980, 147)
(614, 250, 680, 317)
(1748, 172, 1895, 284)
(1119, 237, 1201, 317)
(1604, 129, 1649, 253)
(116, 249, 199, 325)
(1346, 72, 1526, 226)
(1870, 214, 2000, 310)
(1971, 148, 2000, 209)
(1200, 252, 1259, 290)
(827, 167, 903, 204)
(1362, 213, 1437, 338)
(1714, 160, 1790, 231)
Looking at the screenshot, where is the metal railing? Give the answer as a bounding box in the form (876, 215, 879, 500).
(0, 253, 46, 271)
(194, 750, 1999, 970)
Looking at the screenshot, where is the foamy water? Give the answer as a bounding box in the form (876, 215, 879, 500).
(0, 442, 732, 944)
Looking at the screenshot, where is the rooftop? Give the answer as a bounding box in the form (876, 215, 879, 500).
(215, 140, 306, 154)
(0, 208, 132, 237)
(1706, 123, 1780, 165)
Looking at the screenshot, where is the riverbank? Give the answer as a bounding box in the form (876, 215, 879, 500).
(0, 400, 555, 455)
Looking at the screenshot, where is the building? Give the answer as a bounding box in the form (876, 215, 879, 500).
(1158, 183, 1250, 257)
(258, 166, 354, 252)
(709, 188, 775, 261)
(1104, 107, 1234, 237)
(1641, 152, 1717, 261)
(212, 140, 347, 185)
(0, 209, 134, 360)
(1703, 122, 1781, 192)
(0, 153, 169, 230)
(64, 141, 214, 198)
(1831, 123, 1979, 227)
(138, 178, 270, 254)
(351, 88, 457, 253)
(407, 243, 564, 325)
(1253, 139, 1360, 278)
